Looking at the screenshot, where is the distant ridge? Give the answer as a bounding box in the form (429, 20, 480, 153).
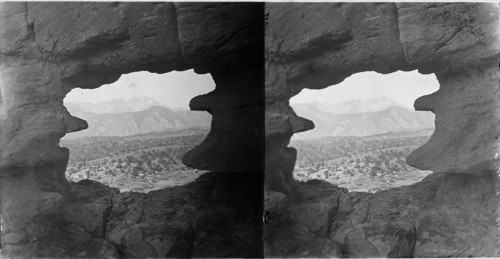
(67, 96, 165, 114)
(64, 98, 211, 139)
(291, 97, 434, 140)
(292, 97, 409, 114)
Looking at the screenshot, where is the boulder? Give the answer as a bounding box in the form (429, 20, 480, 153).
(294, 237, 342, 258)
(343, 221, 416, 257)
(113, 221, 193, 258)
(272, 172, 500, 257)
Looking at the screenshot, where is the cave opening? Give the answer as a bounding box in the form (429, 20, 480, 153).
(61, 69, 215, 193)
(289, 70, 439, 193)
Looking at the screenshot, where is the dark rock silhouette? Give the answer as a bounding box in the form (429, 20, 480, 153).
(266, 172, 500, 257)
(0, 2, 264, 257)
(1, 1, 500, 258)
(265, 2, 500, 194)
(6, 172, 262, 257)
(264, 2, 500, 257)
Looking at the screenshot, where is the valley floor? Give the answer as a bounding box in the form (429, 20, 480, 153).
(294, 169, 432, 193)
(62, 129, 209, 193)
(67, 167, 207, 193)
(291, 129, 434, 193)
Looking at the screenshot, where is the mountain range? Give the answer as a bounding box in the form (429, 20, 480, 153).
(65, 96, 433, 140)
(67, 96, 176, 113)
(291, 97, 434, 140)
(297, 97, 409, 114)
(64, 97, 211, 139)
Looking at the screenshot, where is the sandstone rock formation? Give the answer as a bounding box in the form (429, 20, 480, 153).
(0, 2, 263, 178)
(265, 1, 500, 195)
(265, 2, 500, 257)
(0, 2, 264, 257)
(2, 172, 262, 257)
(2, 1, 500, 257)
(266, 172, 500, 257)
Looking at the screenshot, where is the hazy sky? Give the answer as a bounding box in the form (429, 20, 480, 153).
(65, 70, 439, 110)
(290, 71, 439, 109)
(64, 70, 215, 109)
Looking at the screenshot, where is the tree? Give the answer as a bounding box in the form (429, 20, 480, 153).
(106, 169, 116, 176)
(126, 155, 136, 164)
(133, 165, 144, 174)
(384, 159, 391, 169)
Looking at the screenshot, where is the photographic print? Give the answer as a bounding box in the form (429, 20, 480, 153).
(1, 1, 500, 258)
(264, 2, 500, 258)
(0, 2, 264, 258)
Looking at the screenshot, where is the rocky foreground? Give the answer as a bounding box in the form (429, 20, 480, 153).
(265, 172, 500, 257)
(2, 172, 263, 258)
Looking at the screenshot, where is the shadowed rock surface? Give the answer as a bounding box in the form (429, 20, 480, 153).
(266, 172, 500, 257)
(0, 2, 264, 257)
(2, 172, 262, 257)
(0, 2, 264, 176)
(2, 2, 500, 258)
(265, 2, 500, 194)
(264, 2, 500, 257)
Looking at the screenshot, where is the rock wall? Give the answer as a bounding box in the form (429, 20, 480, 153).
(0, 2, 264, 180)
(265, 2, 500, 194)
(264, 2, 500, 257)
(2, 1, 500, 258)
(2, 172, 263, 257)
(266, 172, 500, 257)
(0, 2, 264, 257)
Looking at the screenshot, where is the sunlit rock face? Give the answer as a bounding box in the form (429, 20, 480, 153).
(0, 2, 263, 257)
(265, 2, 500, 194)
